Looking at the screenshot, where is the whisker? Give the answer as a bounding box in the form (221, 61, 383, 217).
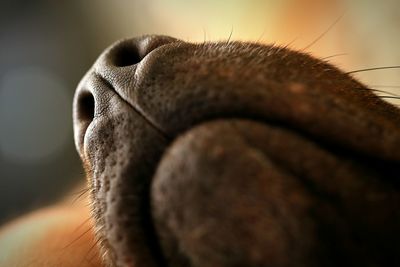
(303, 13, 345, 51)
(356, 87, 399, 97)
(379, 96, 400, 100)
(370, 84, 400, 89)
(80, 238, 101, 267)
(202, 26, 207, 44)
(256, 27, 267, 43)
(62, 227, 92, 249)
(71, 217, 92, 235)
(226, 25, 234, 45)
(321, 53, 348, 60)
(347, 66, 400, 74)
(284, 35, 300, 49)
(71, 187, 90, 204)
(68, 187, 89, 197)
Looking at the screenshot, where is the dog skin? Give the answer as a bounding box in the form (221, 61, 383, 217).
(1, 35, 400, 267)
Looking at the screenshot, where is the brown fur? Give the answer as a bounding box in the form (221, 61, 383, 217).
(73, 36, 399, 267)
(1, 35, 399, 267)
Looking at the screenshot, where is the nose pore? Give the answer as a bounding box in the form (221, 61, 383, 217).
(73, 35, 177, 150)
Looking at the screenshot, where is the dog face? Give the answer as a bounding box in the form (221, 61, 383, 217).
(73, 35, 400, 267)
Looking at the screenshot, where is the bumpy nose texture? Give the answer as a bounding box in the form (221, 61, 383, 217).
(106, 35, 178, 67)
(73, 35, 178, 152)
(95, 35, 178, 82)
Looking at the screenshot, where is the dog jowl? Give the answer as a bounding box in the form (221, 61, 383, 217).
(73, 35, 400, 267)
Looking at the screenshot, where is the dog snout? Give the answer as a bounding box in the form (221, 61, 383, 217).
(99, 35, 178, 68)
(74, 35, 177, 119)
(73, 35, 178, 153)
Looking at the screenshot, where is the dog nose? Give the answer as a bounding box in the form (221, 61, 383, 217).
(97, 35, 178, 68)
(73, 35, 177, 152)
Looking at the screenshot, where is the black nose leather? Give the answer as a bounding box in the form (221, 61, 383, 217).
(73, 35, 177, 152)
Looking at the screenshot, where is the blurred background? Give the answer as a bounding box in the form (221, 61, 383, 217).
(1, 0, 400, 223)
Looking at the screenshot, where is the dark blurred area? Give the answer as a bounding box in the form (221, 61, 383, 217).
(0, 0, 184, 224)
(0, 1, 91, 223)
(1, 0, 399, 224)
(0, 0, 174, 223)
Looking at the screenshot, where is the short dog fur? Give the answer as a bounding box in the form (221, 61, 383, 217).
(1, 35, 399, 267)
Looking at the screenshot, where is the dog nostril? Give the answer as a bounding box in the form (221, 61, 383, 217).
(77, 91, 95, 122)
(112, 44, 141, 67)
